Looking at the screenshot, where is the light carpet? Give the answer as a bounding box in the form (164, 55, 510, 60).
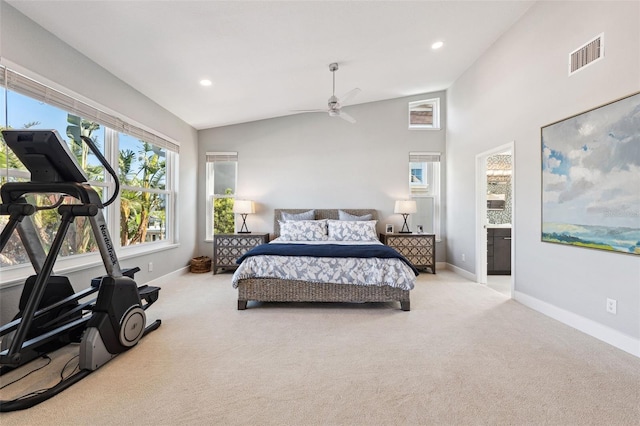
(1, 270, 639, 425)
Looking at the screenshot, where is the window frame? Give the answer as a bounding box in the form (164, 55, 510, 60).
(115, 130, 174, 248)
(0, 65, 180, 284)
(408, 98, 441, 130)
(409, 152, 441, 241)
(205, 152, 238, 241)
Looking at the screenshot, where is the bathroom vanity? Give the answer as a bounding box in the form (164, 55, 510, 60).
(487, 225, 511, 275)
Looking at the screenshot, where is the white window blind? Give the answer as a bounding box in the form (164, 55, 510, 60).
(206, 152, 238, 163)
(410, 152, 441, 163)
(0, 66, 179, 153)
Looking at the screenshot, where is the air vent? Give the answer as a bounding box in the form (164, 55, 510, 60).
(569, 33, 604, 75)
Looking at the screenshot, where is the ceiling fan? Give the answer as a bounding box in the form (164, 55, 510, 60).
(294, 62, 361, 123)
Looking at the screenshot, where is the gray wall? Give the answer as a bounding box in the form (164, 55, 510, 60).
(197, 92, 447, 261)
(447, 1, 639, 346)
(0, 2, 199, 322)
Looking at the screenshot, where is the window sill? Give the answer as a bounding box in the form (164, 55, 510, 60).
(0, 241, 179, 290)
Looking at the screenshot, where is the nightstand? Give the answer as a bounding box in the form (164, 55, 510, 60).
(213, 233, 269, 274)
(379, 233, 436, 273)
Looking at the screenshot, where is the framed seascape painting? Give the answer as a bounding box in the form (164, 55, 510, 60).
(541, 92, 640, 255)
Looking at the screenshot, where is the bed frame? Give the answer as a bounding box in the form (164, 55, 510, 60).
(236, 209, 411, 311)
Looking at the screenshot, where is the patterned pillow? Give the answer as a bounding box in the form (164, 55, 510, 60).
(338, 210, 373, 221)
(281, 210, 315, 221)
(278, 219, 328, 241)
(327, 220, 378, 241)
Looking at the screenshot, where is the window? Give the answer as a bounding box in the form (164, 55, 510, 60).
(409, 152, 441, 240)
(0, 66, 179, 271)
(408, 98, 440, 130)
(118, 132, 172, 246)
(205, 152, 238, 239)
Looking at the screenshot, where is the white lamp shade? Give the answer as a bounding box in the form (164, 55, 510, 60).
(233, 200, 255, 214)
(394, 200, 417, 214)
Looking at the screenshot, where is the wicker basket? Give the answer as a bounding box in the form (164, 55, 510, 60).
(190, 256, 212, 273)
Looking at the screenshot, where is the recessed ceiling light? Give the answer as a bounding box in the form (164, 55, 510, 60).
(200, 79, 212, 87)
(431, 41, 444, 50)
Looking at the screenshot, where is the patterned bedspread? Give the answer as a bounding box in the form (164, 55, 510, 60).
(231, 241, 417, 290)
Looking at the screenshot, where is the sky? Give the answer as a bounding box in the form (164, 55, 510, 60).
(542, 93, 640, 229)
(2, 87, 163, 183)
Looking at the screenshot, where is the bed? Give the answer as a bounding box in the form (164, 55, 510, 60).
(232, 209, 417, 311)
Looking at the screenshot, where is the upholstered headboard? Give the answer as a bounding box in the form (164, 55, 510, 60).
(273, 209, 378, 237)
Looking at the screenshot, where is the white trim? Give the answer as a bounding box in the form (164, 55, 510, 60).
(205, 154, 238, 239)
(515, 291, 639, 358)
(0, 242, 180, 289)
(408, 98, 441, 130)
(120, 185, 171, 195)
(475, 152, 489, 285)
(409, 152, 441, 240)
(445, 262, 476, 282)
(445, 261, 640, 358)
(146, 265, 191, 287)
(167, 150, 179, 244)
(475, 142, 515, 296)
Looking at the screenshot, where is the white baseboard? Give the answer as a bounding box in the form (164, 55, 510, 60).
(515, 291, 639, 358)
(147, 266, 190, 286)
(445, 262, 476, 281)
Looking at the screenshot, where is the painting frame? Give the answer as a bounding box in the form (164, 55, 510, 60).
(385, 224, 394, 234)
(541, 92, 640, 256)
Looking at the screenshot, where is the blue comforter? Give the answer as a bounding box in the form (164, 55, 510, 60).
(236, 243, 419, 275)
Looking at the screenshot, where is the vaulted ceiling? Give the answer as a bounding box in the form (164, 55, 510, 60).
(8, 1, 534, 129)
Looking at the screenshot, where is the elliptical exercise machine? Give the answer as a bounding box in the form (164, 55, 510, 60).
(0, 129, 161, 411)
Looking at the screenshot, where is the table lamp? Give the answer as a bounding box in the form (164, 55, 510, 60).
(233, 200, 255, 234)
(394, 200, 417, 233)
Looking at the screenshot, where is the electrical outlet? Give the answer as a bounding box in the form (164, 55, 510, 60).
(148, 262, 153, 272)
(462, 253, 466, 262)
(606, 298, 617, 314)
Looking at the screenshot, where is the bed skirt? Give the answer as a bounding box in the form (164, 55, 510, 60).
(237, 278, 410, 311)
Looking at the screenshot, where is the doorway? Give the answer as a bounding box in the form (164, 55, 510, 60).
(475, 142, 515, 297)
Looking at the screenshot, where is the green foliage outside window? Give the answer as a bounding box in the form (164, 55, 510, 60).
(213, 189, 234, 234)
(119, 142, 166, 246)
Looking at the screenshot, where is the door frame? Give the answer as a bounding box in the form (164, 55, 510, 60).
(475, 142, 515, 296)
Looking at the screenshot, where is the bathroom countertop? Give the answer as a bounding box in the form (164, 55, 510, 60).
(486, 224, 512, 228)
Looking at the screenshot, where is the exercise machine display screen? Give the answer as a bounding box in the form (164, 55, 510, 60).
(1, 129, 88, 183)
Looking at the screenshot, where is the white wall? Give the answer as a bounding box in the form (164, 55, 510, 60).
(0, 2, 199, 322)
(447, 1, 640, 353)
(197, 92, 447, 259)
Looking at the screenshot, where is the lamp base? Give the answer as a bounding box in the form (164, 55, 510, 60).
(238, 214, 251, 234)
(399, 214, 411, 233)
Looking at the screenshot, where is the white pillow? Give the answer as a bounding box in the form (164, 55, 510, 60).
(338, 210, 373, 221)
(278, 219, 328, 241)
(327, 219, 378, 241)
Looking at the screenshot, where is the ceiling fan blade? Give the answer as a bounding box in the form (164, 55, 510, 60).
(337, 111, 356, 124)
(291, 109, 326, 113)
(338, 88, 361, 105)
